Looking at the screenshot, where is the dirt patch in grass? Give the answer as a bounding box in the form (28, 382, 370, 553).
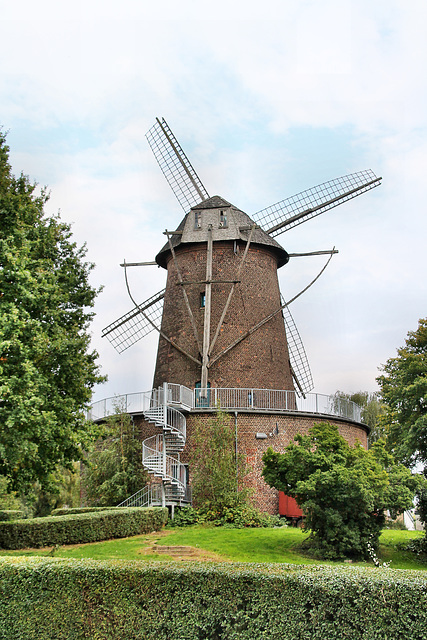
(140, 543, 227, 562)
(140, 531, 227, 562)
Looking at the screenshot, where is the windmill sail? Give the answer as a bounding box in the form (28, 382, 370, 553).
(253, 170, 382, 237)
(146, 117, 210, 212)
(102, 289, 165, 353)
(281, 295, 314, 395)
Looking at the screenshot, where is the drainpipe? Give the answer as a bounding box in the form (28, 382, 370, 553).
(234, 411, 238, 495)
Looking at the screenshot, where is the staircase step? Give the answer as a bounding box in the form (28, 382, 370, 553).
(141, 393, 188, 506)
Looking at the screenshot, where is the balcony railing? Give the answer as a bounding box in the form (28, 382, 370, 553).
(88, 385, 362, 424)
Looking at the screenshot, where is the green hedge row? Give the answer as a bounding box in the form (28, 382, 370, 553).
(0, 507, 168, 549)
(0, 558, 426, 639)
(51, 507, 122, 517)
(0, 510, 23, 522)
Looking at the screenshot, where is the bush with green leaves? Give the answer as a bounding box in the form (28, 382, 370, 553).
(51, 506, 122, 517)
(262, 422, 420, 560)
(168, 506, 205, 527)
(1, 558, 426, 639)
(405, 481, 427, 556)
(170, 503, 282, 528)
(0, 507, 167, 549)
(330, 390, 386, 442)
(0, 476, 20, 511)
(83, 406, 148, 507)
(189, 410, 251, 512)
(200, 502, 282, 528)
(0, 510, 23, 522)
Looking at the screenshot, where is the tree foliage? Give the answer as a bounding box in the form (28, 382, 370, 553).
(25, 465, 82, 517)
(0, 132, 105, 491)
(331, 390, 386, 442)
(377, 318, 427, 469)
(189, 410, 250, 512)
(262, 423, 419, 559)
(83, 407, 148, 507)
(0, 476, 20, 510)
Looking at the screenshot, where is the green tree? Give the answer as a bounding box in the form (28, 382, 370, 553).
(0, 131, 105, 492)
(262, 423, 418, 559)
(189, 410, 250, 513)
(83, 407, 148, 507)
(26, 465, 82, 517)
(0, 475, 21, 510)
(377, 318, 427, 469)
(331, 390, 386, 442)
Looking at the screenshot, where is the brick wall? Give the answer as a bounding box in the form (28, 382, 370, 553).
(153, 241, 294, 392)
(133, 410, 369, 515)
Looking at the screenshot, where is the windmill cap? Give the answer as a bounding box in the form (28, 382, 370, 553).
(155, 195, 289, 269)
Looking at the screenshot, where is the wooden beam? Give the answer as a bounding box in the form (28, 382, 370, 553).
(201, 225, 213, 392)
(209, 224, 256, 356)
(287, 249, 339, 258)
(122, 261, 201, 366)
(119, 261, 157, 267)
(209, 250, 336, 367)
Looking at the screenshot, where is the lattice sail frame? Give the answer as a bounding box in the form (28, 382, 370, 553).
(146, 117, 210, 212)
(281, 295, 314, 395)
(102, 289, 165, 354)
(253, 169, 381, 236)
(103, 119, 382, 392)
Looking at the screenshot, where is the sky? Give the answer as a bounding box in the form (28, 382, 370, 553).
(1, 0, 426, 404)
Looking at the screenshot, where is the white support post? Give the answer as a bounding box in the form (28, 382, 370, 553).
(201, 225, 213, 394)
(161, 480, 166, 509)
(162, 382, 168, 508)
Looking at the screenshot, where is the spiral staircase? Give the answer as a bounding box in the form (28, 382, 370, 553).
(118, 383, 190, 509)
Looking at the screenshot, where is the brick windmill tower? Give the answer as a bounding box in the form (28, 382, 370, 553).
(153, 194, 294, 395)
(101, 118, 381, 512)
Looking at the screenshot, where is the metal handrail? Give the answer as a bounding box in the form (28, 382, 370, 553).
(117, 485, 156, 508)
(117, 483, 191, 508)
(193, 387, 362, 422)
(142, 439, 186, 490)
(89, 385, 362, 424)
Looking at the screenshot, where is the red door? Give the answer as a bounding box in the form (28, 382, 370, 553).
(278, 492, 303, 518)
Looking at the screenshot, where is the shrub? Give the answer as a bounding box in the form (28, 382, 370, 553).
(82, 406, 149, 507)
(384, 518, 407, 530)
(51, 506, 122, 516)
(168, 506, 205, 527)
(0, 507, 167, 549)
(0, 510, 23, 522)
(170, 504, 282, 528)
(263, 424, 418, 559)
(189, 411, 251, 511)
(200, 502, 282, 528)
(403, 537, 427, 560)
(0, 558, 426, 639)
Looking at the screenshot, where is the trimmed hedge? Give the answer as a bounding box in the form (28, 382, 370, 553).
(0, 507, 168, 549)
(0, 510, 23, 522)
(0, 558, 426, 639)
(51, 507, 122, 517)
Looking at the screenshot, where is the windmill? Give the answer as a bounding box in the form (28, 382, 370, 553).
(102, 117, 382, 399)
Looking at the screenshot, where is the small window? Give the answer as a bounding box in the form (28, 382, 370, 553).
(194, 211, 202, 229)
(200, 292, 206, 308)
(219, 210, 227, 228)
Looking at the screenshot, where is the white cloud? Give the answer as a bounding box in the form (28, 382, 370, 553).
(1, 0, 426, 400)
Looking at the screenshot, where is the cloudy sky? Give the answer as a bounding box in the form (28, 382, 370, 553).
(2, 0, 426, 403)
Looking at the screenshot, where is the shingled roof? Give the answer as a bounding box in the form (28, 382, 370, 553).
(155, 195, 289, 269)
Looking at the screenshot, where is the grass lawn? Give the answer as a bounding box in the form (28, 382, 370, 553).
(0, 526, 425, 570)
